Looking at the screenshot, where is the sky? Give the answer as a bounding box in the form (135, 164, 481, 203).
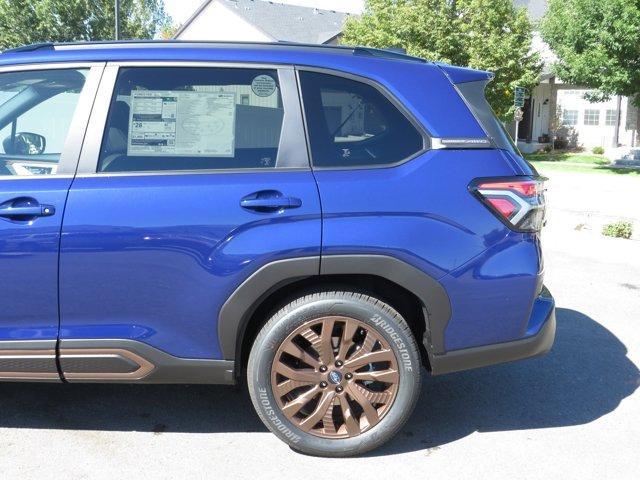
(164, 0, 366, 26)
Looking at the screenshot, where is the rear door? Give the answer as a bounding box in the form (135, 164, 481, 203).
(58, 63, 320, 374)
(0, 63, 102, 379)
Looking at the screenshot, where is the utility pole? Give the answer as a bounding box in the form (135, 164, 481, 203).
(115, 0, 121, 40)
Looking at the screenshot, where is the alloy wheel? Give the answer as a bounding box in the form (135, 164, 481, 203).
(270, 315, 400, 439)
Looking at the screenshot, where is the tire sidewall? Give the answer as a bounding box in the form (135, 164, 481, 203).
(248, 294, 422, 456)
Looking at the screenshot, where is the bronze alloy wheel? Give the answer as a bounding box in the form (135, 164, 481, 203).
(270, 315, 400, 439)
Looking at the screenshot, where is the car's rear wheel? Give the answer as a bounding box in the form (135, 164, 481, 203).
(247, 290, 422, 457)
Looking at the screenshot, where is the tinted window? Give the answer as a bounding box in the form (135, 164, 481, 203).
(0, 69, 87, 176)
(299, 71, 424, 167)
(98, 68, 285, 172)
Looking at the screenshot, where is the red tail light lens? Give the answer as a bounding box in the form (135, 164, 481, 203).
(470, 176, 546, 232)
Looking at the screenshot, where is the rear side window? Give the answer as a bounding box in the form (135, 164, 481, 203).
(299, 71, 424, 168)
(98, 67, 285, 172)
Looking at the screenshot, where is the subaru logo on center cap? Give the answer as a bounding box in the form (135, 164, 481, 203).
(328, 370, 342, 384)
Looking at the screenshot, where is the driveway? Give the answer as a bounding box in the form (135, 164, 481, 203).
(1, 168, 638, 479)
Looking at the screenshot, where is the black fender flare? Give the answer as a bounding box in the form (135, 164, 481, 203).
(217, 254, 451, 363)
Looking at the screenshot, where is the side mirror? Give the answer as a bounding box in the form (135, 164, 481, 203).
(2, 132, 46, 155)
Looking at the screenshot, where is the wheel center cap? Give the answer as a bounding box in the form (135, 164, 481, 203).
(328, 370, 343, 385)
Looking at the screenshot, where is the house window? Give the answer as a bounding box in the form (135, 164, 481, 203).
(562, 109, 578, 126)
(583, 109, 600, 126)
(240, 94, 250, 106)
(605, 109, 618, 126)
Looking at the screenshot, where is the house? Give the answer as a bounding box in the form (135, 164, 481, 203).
(175, 0, 639, 153)
(174, 0, 350, 45)
(509, 1, 638, 152)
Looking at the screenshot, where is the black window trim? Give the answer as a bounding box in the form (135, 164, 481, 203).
(294, 65, 431, 171)
(75, 61, 312, 177)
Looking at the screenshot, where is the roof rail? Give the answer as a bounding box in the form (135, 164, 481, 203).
(0, 40, 427, 64)
(2, 42, 55, 54)
(352, 46, 426, 63)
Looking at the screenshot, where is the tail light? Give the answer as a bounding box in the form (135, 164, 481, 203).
(470, 176, 546, 232)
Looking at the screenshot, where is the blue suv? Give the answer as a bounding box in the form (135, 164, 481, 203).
(0, 41, 554, 456)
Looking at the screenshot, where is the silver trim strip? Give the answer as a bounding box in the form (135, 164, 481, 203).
(76, 62, 310, 175)
(76, 65, 119, 174)
(432, 137, 492, 149)
(0, 62, 101, 73)
(105, 60, 293, 70)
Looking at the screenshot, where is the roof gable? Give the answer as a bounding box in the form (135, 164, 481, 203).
(176, 0, 350, 44)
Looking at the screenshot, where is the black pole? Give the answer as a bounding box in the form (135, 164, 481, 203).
(115, 0, 121, 40)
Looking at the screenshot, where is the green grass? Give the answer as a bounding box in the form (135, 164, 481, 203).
(524, 151, 610, 165)
(531, 161, 640, 176)
(524, 151, 640, 176)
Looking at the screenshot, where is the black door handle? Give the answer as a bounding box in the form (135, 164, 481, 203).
(0, 199, 55, 220)
(240, 191, 302, 212)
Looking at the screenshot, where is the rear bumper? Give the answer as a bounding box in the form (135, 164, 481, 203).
(428, 290, 556, 375)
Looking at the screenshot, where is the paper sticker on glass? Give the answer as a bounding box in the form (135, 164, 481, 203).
(128, 90, 236, 157)
(251, 75, 277, 97)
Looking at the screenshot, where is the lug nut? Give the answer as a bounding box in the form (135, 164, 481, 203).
(345, 373, 353, 380)
(319, 365, 328, 372)
(335, 360, 343, 368)
(335, 386, 344, 393)
(320, 381, 328, 388)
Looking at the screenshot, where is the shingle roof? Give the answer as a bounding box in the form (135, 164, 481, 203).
(175, 0, 350, 44)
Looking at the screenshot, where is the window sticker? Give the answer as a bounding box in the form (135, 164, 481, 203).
(128, 90, 236, 157)
(251, 75, 277, 97)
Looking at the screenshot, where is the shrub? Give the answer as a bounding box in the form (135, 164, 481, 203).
(592, 146, 605, 155)
(554, 138, 568, 149)
(602, 221, 633, 239)
(543, 144, 553, 153)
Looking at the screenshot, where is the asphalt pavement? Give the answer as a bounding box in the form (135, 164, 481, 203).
(1, 167, 638, 479)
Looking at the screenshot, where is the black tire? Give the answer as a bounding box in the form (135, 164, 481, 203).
(247, 290, 422, 457)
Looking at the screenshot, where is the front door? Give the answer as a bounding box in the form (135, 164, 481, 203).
(0, 64, 101, 380)
(58, 64, 320, 378)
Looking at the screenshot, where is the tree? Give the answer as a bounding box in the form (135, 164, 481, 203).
(0, 0, 171, 49)
(540, 0, 640, 106)
(159, 24, 179, 40)
(341, 0, 542, 121)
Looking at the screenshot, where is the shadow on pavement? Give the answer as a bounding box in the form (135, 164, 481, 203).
(372, 307, 639, 456)
(0, 308, 637, 454)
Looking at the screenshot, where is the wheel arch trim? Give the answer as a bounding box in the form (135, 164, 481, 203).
(217, 254, 451, 363)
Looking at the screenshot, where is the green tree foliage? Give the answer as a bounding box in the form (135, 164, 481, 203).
(341, 0, 542, 120)
(0, 0, 171, 49)
(541, 0, 640, 105)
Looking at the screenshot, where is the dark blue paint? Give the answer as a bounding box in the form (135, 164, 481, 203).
(435, 63, 494, 84)
(315, 148, 543, 350)
(0, 178, 71, 343)
(0, 43, 547, 362)
(59, 172, 321, 358)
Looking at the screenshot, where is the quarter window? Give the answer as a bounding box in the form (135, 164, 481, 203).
(98, 67, 285, 172)
(583, 109, 600, 126)
(299, 71, 424, 167)
(0, 69, 88, 176)
(562, 109, 578, 126)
